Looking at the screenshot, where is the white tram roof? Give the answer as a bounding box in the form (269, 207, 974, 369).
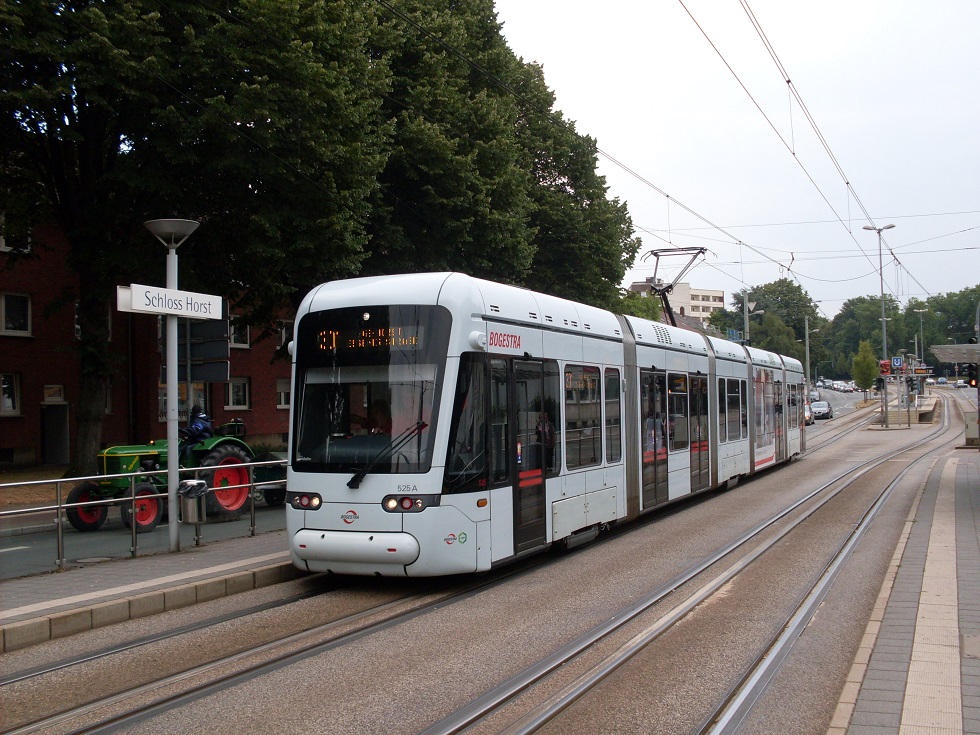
(744, 344, 804, 375)
(620, 315, 709, 357)
(297, 272, 625, 341)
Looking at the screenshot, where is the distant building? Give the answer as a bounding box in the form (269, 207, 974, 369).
(0, 223, 291, 467)
(627, 277, 726, 326)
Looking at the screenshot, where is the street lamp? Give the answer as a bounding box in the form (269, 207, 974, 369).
(144, 218, 200, 552)
(742, 290, 765, 346)
(913, 308, 927, 361)
(864, 223, 895, 427)
(804, 315, 819, 388)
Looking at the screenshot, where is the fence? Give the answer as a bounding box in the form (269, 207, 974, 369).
(0, 458, 287, 573)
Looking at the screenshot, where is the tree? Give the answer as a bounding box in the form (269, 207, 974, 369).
(511, 61, 640, 309)
(732, 279, 818, 340)
(852, 340, 879, 395)
(618, 290, 662, 321)
(362, 0, 535, 282)
(0, 1, 389, 473)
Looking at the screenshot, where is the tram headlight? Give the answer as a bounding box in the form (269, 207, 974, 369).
(382, 494, 438, 513)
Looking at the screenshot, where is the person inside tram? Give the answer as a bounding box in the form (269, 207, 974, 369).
(536, 411, 556, 470)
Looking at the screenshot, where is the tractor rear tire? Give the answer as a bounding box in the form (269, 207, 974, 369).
(66, 481, 109, 532)
(198, 444, 251, 516)
(120, 482, 163, 533)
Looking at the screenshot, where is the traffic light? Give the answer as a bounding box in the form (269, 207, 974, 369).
(875, 376, 885, 391)
(968, 363, 978, 388)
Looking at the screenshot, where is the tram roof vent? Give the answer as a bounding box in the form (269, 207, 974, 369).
(641, 324, 672, 345)
(544, 315, 554, 323)
(528, 311, 539, 320)
(489, 304, 500, 313)
(583, 323, 591, 330)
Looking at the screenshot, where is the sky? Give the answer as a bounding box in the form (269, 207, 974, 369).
(492, 0, 980, 318)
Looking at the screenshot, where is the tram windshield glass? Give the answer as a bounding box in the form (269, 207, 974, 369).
(292, 305, 450, 474)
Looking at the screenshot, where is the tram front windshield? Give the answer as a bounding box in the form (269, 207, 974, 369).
(292, 305, 450, 475)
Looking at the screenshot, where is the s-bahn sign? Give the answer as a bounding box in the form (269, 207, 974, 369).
(117, 284, 222, 319)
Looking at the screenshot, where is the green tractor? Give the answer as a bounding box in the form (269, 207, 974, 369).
(66, 416, 282, 533)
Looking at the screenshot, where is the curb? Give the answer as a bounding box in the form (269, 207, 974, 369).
(0, 561, 305, 653)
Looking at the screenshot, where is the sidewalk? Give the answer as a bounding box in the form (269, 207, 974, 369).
(0, 529, 298, 652)
(830, 450, 980, 735)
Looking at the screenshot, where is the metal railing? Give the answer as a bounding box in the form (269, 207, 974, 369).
(0, 458, 287, 572)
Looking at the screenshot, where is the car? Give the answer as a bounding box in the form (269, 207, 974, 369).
(803, 402, 814, 425)
(925, 378, 936, 386)
(808, 389, 820, 401)
(811, 400, 833, 419)
(937, 377, 948, 385)
(955, 380, 969, 388)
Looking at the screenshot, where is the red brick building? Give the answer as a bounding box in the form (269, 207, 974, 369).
(0, 225, 292, 467)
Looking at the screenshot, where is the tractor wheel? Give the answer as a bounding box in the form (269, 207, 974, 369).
(120, 482, 163, 533)
(198, 444, 251, 516)
(66, 481, 109, 532)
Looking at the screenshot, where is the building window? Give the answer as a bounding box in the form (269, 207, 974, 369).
(276, 378, 290, 409)
(1, 293, 31, 335)
(1, 373, 20, 415)
(230, 317, 250, 348)
(225, 378, 251, 409)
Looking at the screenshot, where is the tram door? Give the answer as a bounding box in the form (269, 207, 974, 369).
(690, 376, 710, 491)
(640, 371, 669, 508)
(512, 359, 549, 553)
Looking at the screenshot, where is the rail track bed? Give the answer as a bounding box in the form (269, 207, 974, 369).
(0, 395, 959, 735)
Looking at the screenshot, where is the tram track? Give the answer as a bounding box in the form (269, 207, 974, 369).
(414, 394, 957, 735)
(0, 553, 561, 735)
(1, 398, 952, 735)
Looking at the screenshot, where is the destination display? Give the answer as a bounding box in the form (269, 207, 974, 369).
(316, 325, 422, 351)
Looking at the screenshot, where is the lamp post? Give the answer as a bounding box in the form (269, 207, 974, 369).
(144, 218, 200, 552)
(742, 290, 765, 346)
(804, 315, 819, 389)
(863, 223, 895, 427)
(913, 308, 927, 362)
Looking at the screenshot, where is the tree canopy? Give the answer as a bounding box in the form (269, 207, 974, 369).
(0, 0, 642, 471)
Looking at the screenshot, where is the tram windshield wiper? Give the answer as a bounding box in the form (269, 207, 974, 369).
(347, 420, 428, 489)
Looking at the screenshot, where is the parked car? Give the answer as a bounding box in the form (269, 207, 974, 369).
(808, 389, 820, 401)
(925, 378, 936, 386)
(811, 400, 833, 420)
(804, 402, 814, 425)
(937, 377, 948, 385)
(955, 380, 969, 388)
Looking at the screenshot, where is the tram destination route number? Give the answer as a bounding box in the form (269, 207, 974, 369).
(316, 326, 421, 351)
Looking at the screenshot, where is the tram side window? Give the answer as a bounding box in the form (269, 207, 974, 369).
(542, 360, 563, 476)
(490, 359, 510, 485)
(444, 354, 488, 494)
(667, 373, 689, 451)
(565, 364, 601, 469)
(605, 368, 622, 462)
(726, 379, 743, 441)
(718, 378, 727, 443)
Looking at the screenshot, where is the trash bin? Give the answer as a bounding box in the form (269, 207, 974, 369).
(178, 479, 209, 524)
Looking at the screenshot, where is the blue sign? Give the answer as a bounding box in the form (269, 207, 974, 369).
(892, 356, 904, 368)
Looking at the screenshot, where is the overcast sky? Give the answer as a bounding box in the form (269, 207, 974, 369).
(493, 0, 980, 318)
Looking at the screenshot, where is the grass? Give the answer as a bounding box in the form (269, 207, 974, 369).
(0, 465, 71, 508)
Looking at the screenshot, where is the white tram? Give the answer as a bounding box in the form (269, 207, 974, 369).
(286, 273, 805, 576)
